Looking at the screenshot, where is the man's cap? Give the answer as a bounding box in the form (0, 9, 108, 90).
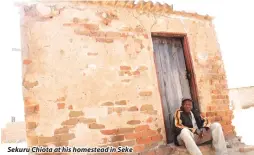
(181, 97, 193, 105)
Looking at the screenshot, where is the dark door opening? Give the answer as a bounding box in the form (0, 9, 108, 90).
(152, 36, 199, 143)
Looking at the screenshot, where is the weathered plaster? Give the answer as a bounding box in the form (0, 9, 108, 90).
(20, 1, 233, 153)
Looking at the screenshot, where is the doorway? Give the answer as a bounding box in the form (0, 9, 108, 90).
(152, 35, 199, 143)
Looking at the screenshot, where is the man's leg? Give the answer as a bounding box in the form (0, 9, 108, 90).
(177, 128, 202, 155)
(210, 122, 228, 155)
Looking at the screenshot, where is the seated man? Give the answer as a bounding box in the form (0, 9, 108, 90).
(173, 98, 228, 155)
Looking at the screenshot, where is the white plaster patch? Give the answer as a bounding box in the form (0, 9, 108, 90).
(88, 64, 97, 70)
(198, 52, 209, 61)
(36, 3, 52, 17)
(35, 100, 69, 136)
(102, 12, 107, 18)
(84, 107, 108, 118)
(69, 123, 101, 147)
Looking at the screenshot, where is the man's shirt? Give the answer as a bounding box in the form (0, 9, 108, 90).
(173, 108, 210, 145)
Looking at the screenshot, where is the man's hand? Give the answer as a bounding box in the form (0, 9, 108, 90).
(195, 128, 204, 138)
(198, 128, 204, 138)
(204, 127, 210, 131)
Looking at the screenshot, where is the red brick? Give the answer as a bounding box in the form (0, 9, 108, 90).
(132, 70, 140, 76)
(218, 104, 229, 109)
(100, 129, 118, 135)
(135, 125, 150, 132)
(216, 111, 225, 116)
(140, 104, 154, 111)
(23, 80, 38, 89)
(142, 129, 157, 137)
(90, 31, 105, 37)
(136, 137, 152, 144)
(83, 24, 99, 30)
(118, 128, 134, 134)
(69, 111, 84, 117)
(139, 91, 152, 96)
(63, 23, 74, 27)
(26, 122, 37, 130)
(57, 103, 65, 109)
(214, 116, 222, 121)
(120, 66, 131, 70)
(125, 132, 142, 140)
(54, 141, 69, 147)
(68, 105, 73, 110)
(59, 133, 75, 141)
(72, 17, 79, 23)
(151, 134, 163, 142)
(143, 34, 149, 39)
(27, 136, 38, 146)
(38, 136, 58, 145)
(78, 118, 96, 124)
(61, 118, 78, 126)
(109, 135, 124, 142)
(135, 26, 144, 33)
(105, 31, 121, 38)
(127, 120, 141, 125)
(144, 142, 159, 150)
(137, 66, 148, 71)
(101, 102, 114, 106)
(157, 128, 162, 133)
(146, 117, 153, 123)
(114, 107, 126, 114)
(207, 105, 216, 111)
(206, 112, 215, 117)
(115, 100, 127, 105)
(88, 123, 105, 129)
(119, 140, 135, 146)
(222, 115, 231, 122)
(133, 145, 145, 152)
(125, 71, 132, 76)
(96, 38, 113, 43)
(128, 106, 138, 111)
(223, 125, 234, 133)
(25, 104, 39, 114)
(54, 127, 69, 135)
(74, 29, 90, 36)
(146, 151, 156, 155)
(24, 97, 34, 106)
(87, 52, 98, 56)
(23, 59, 32, 65)
(118, 71, 125, 76)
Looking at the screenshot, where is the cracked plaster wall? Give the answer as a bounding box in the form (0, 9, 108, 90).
(20, 1, 233, 153)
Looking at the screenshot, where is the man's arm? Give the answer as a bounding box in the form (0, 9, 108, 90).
(174, 109, 197, 134)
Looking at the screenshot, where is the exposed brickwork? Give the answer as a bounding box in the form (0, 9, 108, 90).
(20, 1, 231, 154)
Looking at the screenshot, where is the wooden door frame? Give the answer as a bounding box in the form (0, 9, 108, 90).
(151, 32, 200, 111)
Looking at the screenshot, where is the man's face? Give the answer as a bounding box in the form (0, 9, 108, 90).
(183, 100, 192, 113)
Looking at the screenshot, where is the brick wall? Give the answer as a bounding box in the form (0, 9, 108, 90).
(1, 122, 26, 143)
(229, 86, 254, 109)
(19, 1, 233, 153)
